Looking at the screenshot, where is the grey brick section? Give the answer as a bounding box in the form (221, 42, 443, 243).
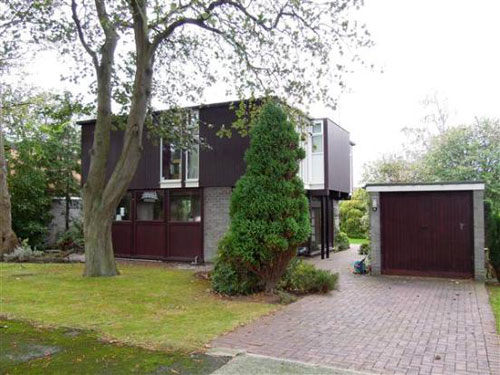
(203, 187, 232, 262)
(369, 192, 381, 275)
(333, 200, 340, 233)
(473, 190, 486, 281)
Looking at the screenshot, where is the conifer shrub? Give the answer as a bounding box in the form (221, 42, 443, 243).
(486, 201, 500, 282)
(212, 101, 311, 294)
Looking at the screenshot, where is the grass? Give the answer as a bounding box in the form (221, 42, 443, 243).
(0, 263, 276, 351)
(0, 318, 230, 375)
(487, 283, 500, 333)
(348, 237, 369, 245)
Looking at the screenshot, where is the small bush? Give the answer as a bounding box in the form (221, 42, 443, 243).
(359, 242, 371, 255)
(4, 239, 43, 262)
(334, 231, 350, 251)
(211, 236, 262, 295)
(56, 219, 84, 252)
(278, 258, 338, 294)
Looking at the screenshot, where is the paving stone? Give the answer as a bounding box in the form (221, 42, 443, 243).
(211, 246, 500, 375)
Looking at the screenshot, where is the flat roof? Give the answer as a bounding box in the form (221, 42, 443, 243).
(365, 181, 485, 192)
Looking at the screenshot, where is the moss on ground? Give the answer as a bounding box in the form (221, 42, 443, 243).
(0, 319, 230, 375)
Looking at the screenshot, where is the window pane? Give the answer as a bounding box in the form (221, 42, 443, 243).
(136, 191, 164, 221)
(162, 142, 181, 180)
(170, 193, 201, 222)
(187, 145, 199, 180)
(312, 134, 323, 153)
(115, 192, 132, 221)
(312, 123, 322, 134)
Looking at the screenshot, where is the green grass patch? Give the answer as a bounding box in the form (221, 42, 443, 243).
(0, 319, 230, 374)
(488, 284, 500, 333)
(0, 263, 275, 351)
(348, 237, 369, 245)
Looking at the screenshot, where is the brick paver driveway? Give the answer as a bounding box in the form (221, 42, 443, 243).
(212, 246, 500, 374)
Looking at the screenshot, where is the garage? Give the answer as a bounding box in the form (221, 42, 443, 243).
(366, 182, 486, 280)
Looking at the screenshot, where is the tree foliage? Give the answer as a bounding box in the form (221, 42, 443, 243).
(213, 101, 310, 294)
(4, 88, 86, 247)
(339, 188, 369, 238)
(486, 201, 500, 282)
(363, 119, 500, 210)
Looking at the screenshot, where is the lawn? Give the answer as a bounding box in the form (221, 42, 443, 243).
(0, 263, 276, 351)
(0, 319, 230, 375)
(348, 237, 369, 245)
(488, 284, 500, 333)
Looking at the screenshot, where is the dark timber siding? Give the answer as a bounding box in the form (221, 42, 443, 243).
(81, 123, 161, 189)
(380, 191, 474, 278)
(199, 104, 249, 187)
(325, 119, 351, 194)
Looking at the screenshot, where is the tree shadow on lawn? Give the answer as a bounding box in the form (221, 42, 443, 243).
(0, 319, 230, 375)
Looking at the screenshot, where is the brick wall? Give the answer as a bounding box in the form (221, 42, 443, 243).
(203, 187, 232, 262)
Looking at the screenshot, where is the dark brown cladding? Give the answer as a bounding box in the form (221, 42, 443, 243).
(199, 104, 249, 187)
(324, 118, 351, 195)
(80, 103, 248, 189)
(81, 123, 161, 189)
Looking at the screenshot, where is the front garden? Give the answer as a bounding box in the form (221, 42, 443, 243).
(0, 262, 276, 351)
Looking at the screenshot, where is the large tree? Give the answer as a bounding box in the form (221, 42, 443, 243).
(10, 0, 371, 276)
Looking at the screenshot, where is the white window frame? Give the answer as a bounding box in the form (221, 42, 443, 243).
(159, 109, 199, 188)
(308, 120, 325, 189)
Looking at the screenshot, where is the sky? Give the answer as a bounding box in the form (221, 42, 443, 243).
(18, 0, 500, 186)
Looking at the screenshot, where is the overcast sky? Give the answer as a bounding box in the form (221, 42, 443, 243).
(20, 0, 500, 186)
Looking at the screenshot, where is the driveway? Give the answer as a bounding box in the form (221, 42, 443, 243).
(211, 246, 500, 375)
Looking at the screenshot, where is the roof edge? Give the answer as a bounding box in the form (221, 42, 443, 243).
(365, 181, 485, 193)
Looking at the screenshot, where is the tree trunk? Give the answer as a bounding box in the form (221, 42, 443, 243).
(82, 4, 154, 276)
(0, 126, 19, 256)
(261, 248, 296, 294)
(83, 197, 117, 276)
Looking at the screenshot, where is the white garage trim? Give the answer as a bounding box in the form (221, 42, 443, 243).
(366, 182, 485, 193)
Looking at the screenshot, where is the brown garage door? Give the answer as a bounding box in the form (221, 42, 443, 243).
(380, 191, 473, 278)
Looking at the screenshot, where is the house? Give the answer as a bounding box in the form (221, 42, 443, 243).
(366, 182, 486, 280)
(80, 100, 353, 262)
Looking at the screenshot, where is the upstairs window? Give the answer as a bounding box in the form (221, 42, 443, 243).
(311, 122, 323, 153)
(161, 110, 199, 183)
(162, 144, 182, 180)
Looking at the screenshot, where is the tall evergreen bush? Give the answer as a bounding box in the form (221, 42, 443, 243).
(486, 201, 500, 282)
(212, 101, 310, 293)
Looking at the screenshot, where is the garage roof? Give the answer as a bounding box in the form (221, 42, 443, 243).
(365, 181, 485, 192)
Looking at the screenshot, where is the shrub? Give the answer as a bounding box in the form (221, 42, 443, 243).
(359, 242, 371, 255)
(334, 231, 350, 251)
(278, 258, 338, 294)
(486, 201, 500, 282)
(213, 101, 310, 294)
(4, 239, 43, 262)
(57, 219, 84, 252)
(211, 235, 262, 295)
(339, 188, 370, 238)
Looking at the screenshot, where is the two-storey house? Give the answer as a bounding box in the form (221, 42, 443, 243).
(80, 100, 353, 262)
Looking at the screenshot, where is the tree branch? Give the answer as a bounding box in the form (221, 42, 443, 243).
(71, 0, 99, 69)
